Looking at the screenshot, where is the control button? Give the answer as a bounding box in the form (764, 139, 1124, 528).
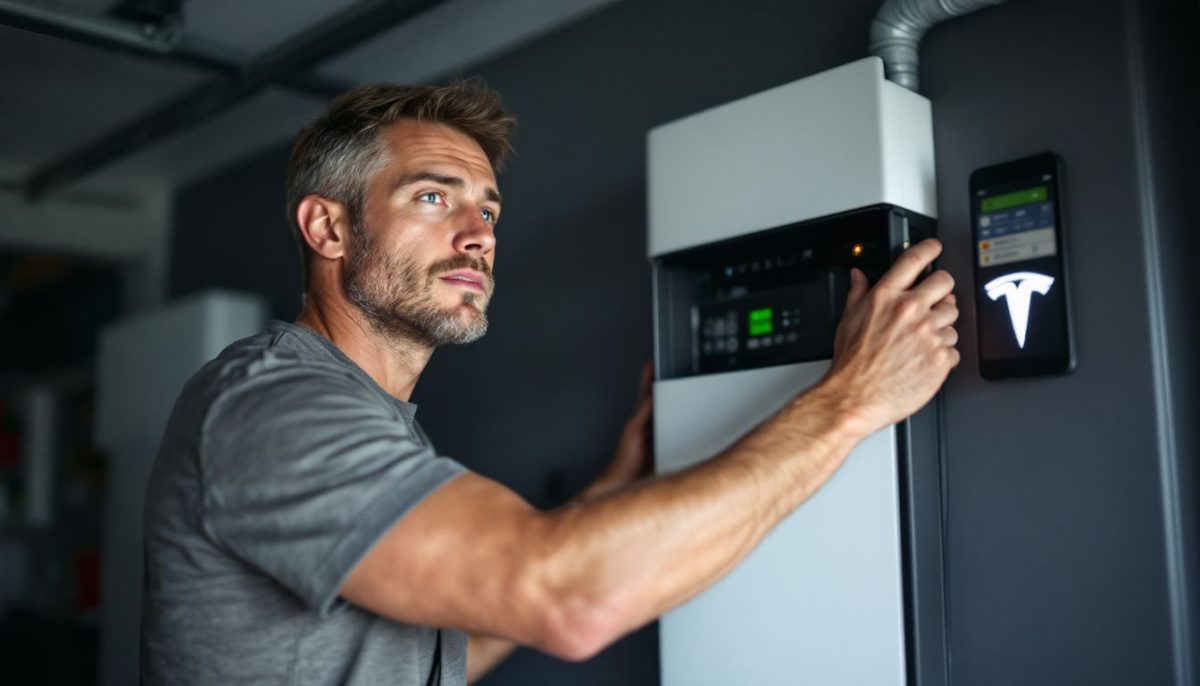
(774, 335, 784, 345)
(747, 338, 760, 350)
(760, 337, 772, 348)
(786, 332, 798, 343)
(703, 342, 713, 355)
(713, 319, 726, 336)
(714, 338, 725, 353)
(726, 337, 738, 353)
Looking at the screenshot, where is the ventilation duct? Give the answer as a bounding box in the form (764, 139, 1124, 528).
(869, 0, 1010, 92)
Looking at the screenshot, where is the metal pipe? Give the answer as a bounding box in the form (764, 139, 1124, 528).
(869, 0, 1010, 92)
(0, 0, 232, 78)
(24, 0, 441, 200)
(0, 0, 347, 99)
(0, 0, 179, 52)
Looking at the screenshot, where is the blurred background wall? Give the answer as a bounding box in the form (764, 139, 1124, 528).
(1, 0, 1197, 684)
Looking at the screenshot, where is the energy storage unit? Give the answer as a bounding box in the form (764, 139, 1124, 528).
(649, 57, 945, 686)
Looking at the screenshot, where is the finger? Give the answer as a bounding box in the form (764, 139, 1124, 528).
(625, 393, 653, 432)
(937, 292, 957, 307)
(929, 301, 959, 329)
(946, 346, 962, 368)
(938, 326, 959, 347)
(843, 267, 868, 312)
(912, 270, 955, 307)
(637, 360, 654, 403)
(875, 239, 943, 292)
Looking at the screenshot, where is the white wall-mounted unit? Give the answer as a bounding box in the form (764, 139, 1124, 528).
(647, 56, 935, 257)
(648, 56, 944, 686)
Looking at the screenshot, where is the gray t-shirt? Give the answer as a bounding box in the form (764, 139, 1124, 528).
(141, 320, 468, 685)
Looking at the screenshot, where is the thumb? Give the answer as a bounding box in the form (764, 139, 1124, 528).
(626, 392, 653, 432)
(636, 360, 653, 405)
(844, 267, 868, 312)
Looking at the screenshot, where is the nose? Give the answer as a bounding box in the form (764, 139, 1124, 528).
(452, 204, 496, 255)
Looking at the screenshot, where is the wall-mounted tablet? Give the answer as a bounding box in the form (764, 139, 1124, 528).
(970, 152, 1075, 379)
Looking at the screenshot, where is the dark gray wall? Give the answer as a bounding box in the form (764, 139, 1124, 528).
(924, 0, 1196, 683)
(170, 0, 1197, 684)
(170, 145, 301, 321)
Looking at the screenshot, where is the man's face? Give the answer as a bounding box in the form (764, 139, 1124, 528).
(343, 120, 501, 347)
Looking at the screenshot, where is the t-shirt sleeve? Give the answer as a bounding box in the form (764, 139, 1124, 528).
(199, 357, 466, 615)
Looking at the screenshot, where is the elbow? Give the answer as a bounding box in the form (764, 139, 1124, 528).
(511, 511, 637, 661)
(531, 590, 623, 662)
(515, 544, 627, 661)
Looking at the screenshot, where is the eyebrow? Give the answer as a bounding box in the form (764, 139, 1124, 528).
(392, 171, 503, 206)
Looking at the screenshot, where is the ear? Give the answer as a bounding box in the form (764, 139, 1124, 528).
(296, 194, 350, 262)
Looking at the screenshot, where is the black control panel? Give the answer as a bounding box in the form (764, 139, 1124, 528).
(654, 204, 932, 380)
(695, 273, 843, 375)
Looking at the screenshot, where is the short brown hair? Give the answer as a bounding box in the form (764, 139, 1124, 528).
(285, 79, 516, 285)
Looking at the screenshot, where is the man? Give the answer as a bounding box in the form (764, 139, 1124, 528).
(142, 81, 959, 685)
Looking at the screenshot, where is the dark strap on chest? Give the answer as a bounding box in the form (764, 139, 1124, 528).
(425, 629, 443, 686)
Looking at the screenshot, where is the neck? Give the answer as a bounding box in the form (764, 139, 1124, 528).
(296, 291, 434, 402)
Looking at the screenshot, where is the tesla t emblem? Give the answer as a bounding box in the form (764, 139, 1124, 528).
(984, 272, 1055, 349)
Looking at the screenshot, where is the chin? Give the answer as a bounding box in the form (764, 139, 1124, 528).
(441, 302, 487, 326)
(456, 294, 489, 314)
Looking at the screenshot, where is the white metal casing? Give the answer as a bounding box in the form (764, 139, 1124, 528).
(649, 57, 937, 685)
(654, 362, 907, 686)
(647, 56, 935, 257)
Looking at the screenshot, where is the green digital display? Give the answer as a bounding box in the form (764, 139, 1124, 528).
(748, 308, 773, 337)
(980, 185, 1047, 213)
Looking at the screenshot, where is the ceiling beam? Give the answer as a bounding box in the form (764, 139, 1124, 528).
(0, 0, 349, 101)
(0, 0, 180, 53)
(23, 0, 452, 199)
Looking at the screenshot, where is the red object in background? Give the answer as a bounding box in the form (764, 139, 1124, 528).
(74, 548, 101, 609)
(0, 399, 20, 467)
(0, 430, 19, 468)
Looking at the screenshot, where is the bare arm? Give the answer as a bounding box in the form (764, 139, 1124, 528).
(342, 239, 959, 661)
(343, 382, 864, 660)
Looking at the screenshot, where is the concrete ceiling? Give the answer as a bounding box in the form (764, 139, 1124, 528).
(0, 0, 620, 198)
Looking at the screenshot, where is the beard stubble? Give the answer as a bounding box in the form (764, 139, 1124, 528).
(343, 219, 493, 348)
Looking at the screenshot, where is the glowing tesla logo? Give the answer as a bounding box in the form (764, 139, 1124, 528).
(984, 272, 1055, 349)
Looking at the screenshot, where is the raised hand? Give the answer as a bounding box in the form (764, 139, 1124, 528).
(582, 361, 654, 500)
(823, 239, 960, 434)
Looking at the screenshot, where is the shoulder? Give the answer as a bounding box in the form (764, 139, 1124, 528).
(171, 326, 389, 468)
(198, 324, 380, 413)
(200, 334, 389, 438)
(174, 323, 440, 489)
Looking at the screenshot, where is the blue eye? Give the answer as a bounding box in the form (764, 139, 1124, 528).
(480, 208, 496, 223)
(419, 192, 441, 204)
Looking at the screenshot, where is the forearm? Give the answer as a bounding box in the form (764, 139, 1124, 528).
(466, 633, 517, 684)
(534, 378, 869, 652)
